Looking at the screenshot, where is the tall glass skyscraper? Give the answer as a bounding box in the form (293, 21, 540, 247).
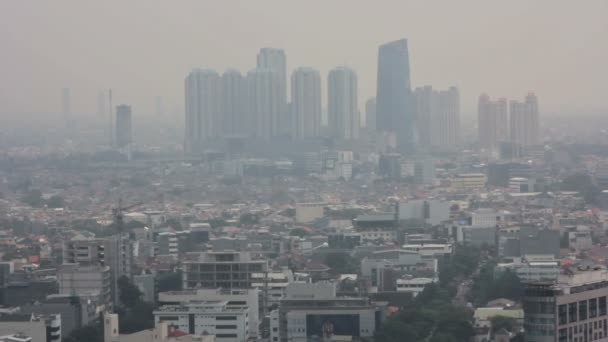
(376, 38, 414, 152)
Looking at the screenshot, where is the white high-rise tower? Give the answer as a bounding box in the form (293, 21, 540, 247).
(246, 68, 282, 139)
(327, 67, 359, 140)
(291, 67, 321, 139)
(257, 48, 288, 135)
(222, 69, 246, 136)
(184, 69, 221, 154)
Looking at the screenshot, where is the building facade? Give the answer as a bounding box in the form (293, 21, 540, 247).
(327, 67, 359, 141)
(184, 69, 222, 154)
(291, 67, 321, 139)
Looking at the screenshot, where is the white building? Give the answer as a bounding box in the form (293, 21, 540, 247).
(478, 94, 508, 150)
(257, 48, 288, 135)
(414, 86, 460, 149)
(396, 277, 435, 297)
(402, 244, 453, 259)
(158, 288, 260, 338)
(495, 255, 559, 283)
(184, 69, 222, 154)
(471, 208, 498, 227)
(104, 313, 215, 342)
(246, 68, 282, 139)
(0, 314, 61, 342)
(221, 69, 246, 137)
(291, 67, 321, 139)
(154, 301, 248, 342)
(398, 200, 450, 225)
(57, 264, 112, 310)
(509, 93, 539, 147)
(328, 67, 359, 140)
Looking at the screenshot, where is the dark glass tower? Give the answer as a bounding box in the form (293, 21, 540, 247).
(376, 38, 414, 152)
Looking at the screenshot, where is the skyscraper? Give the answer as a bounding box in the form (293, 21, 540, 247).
(257, 48, 288, 135)
(246, 68, 282, 139)
(510, 93, 540, 147)
(414, 86, 460, 150)
(291, 67, 321, 139)
(115, 104, 132, 148)
(222, 69, 247, 136)
(184, 69, 221, 154)
(327, 67, 359, 141)
(376, 39, 414, 151)
(478, 94, 508, 150)
(365, 97, 377, 132)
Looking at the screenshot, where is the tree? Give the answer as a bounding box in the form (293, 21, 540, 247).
(289, 228, 309, 238)
(324, 252, 357, 274)
(491, 316, 517, 335)
(239, 213, 260, 226)
(46, 195, 65, 208)
(63, 322, 103, 342)
(561, 173, 600, 204)
(20, 189, 44, 207)
(118, 275, 142, 308)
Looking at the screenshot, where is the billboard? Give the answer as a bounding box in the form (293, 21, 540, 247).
(306, 314, 360, 339)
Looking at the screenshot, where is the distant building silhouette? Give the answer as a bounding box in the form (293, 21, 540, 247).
(327, 67, 359, 141)
(184, 69, 221, 154)
(291, 67, 321, 139)
(376, 39, 414, 152)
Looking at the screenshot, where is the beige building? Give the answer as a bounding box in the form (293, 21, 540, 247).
(295, 203, 325, 223)
(104, 314, 214, 342)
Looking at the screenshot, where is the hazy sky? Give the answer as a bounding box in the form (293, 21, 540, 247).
(1, 0, 607, 120)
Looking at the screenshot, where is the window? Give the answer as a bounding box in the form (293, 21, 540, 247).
(580, 301, 588, 321)
(600, 297, 607, 316)
(216, 334, 238, 338)
(571, 303, 579, 323)
(560, 305, 569, 325)
(590, 298, 598, 318)
(559, 328, 568, 342)
(216, 316, 237, 320)
(216, 325, 237, 329)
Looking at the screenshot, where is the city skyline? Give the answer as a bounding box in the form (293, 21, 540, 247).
(1, 1, 607, 120)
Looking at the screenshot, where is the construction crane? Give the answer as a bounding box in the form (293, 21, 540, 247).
(112, 198, 143, 233)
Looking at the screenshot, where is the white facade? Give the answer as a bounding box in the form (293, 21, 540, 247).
(221, 69, 246, 136)
(246, 68, 282, 139)
(396, 277, 435, 297)
(154, 301, 248, 342)
(509, 93, 539, 147)
(472, 208, 498, 227)
(257, 48, 288, 135)
(328, 67, 359, 140)
(158, 288, 260, 338)
(185, 69, 222, 154)
(478, 94, 508, 150)
(291, 67, 321, 139)
(414, 86, 460, 149)
(495, 255, 559, 282)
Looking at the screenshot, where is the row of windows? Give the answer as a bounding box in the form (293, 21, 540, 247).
(559, 297, 608, 325)
(558, 319, 608, 342)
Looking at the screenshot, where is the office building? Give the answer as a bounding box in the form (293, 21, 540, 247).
(365, 97, 377, 132)
(184, 69, 222, 154)
(327, 66, 359, 140)
(415, 86, 461, 149)
(154, 301, 249, 342)
(398, 200, 450, 225)
(246, 68, 282, 139)
(182, 251, 268, 290)
(257, 48, 288, 135)
(495, 255, 559, 283)
(450, 173, 487, 190)
(291, 67, 321, 139)
(413, 157, 436, 185)
(510, 93, 540, 148)
(272, 282, 386, 342)
(478, 94, 509, 150)
(376, 39, 414, 151)
(115, 105, 132, 148)
(57, 264, 112, 311)
(221, 69, 246, 137)
(523, 269, 608, 342)
(158, 288, 260, 338)
(63, 235, 133, 307)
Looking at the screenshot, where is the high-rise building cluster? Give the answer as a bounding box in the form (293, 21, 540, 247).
(184, 40, 460, 155)
(413, 86, 460, 150)
(478, 92, 540, 151)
